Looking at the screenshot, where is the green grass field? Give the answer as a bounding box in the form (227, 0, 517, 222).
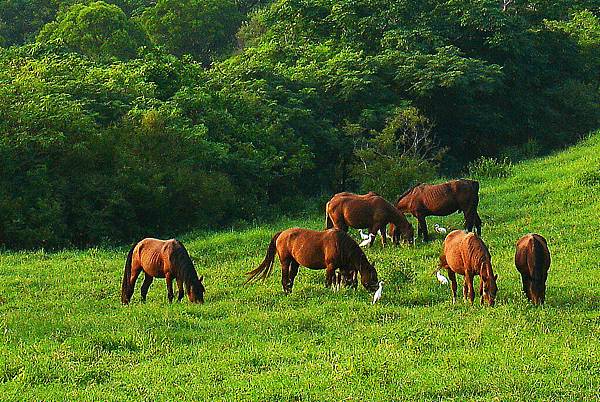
(1, 133, 600, 400)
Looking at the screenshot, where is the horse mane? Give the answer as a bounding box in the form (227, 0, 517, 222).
(172, 240, 199, 286)
(396, 183, 419, 204)
(338, 232, 369, 272)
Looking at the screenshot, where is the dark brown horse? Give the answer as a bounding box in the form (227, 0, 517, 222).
(245, 228, 379, 293)
(325, 192, 414, 246)
(395, 179, 481, 241)
(121, 238, 205, 304)
(515, 233, 550, 305)
(439, 230, 497, 306)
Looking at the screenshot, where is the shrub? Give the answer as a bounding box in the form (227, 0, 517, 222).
(467, 157, 513, 179)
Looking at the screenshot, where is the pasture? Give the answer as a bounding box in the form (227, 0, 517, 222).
(1, 133, 600, 400)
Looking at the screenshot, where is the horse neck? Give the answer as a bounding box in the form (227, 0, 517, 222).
(390, 208, 406, 227)
(480, 260, 494, 282)
(395, 195, 410, 211)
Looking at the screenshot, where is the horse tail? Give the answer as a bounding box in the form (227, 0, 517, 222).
(245, 231, 282, 284)
(325, 212, 334, 229)
(529, 237, 545, 283)
(121, 244, 135, 304)
(325, 201, 334, 229)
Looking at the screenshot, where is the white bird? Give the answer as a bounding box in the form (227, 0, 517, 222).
(434, 224, 447, 235)
(359, 229, 371, 240)
(435, 270, 449, 285)
(372, 281, 384, 304)
(359, 232, 376, 247)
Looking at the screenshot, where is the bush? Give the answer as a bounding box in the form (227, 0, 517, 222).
(351, 107, 442, 200)
(467, 157, 513, 179)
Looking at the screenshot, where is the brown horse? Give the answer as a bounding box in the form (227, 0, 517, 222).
(121, 238, 205, 304)
(439, 230, 497, 306)
(395, 179, 481, 241)
(515, 234, 550, 305)
(325, 192, 414, 246)
(245, 228, 379, 293)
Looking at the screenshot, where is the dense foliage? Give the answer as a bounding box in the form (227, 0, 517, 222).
(0, 0, 598, 248)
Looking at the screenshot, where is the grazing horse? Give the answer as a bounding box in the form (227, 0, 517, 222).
(245, 228, 379, 293)
(439, 230, 498, 306)
(515, 233, 551, 305)
(121, 238, 205, 304)
(395, 179, 481, 241)
(325, 192, 414, 246)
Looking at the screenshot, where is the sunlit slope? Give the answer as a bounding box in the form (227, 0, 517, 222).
(0, 132, 599, 399)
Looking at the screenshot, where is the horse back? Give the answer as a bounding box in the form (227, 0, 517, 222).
(134, 237, 178, 278)
(278, 228, 357, 271)
(515, 234, 550, 278)
(404, 180, 478, 215)
(443, 230, 489, 274)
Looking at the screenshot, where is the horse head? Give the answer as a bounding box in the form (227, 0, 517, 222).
(188, 275, 205, 304)
(481, 268, 498, 306)
(389, 220, 415, 245)
(359, 257, 379, 292)
(528, 278, 546, 305)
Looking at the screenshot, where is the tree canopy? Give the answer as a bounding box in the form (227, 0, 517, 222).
(0, 0, 598, 248)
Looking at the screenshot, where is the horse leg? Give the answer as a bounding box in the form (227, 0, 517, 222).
(465, 273, 475, 304)
(325, 264, 337, 289)
(474, 212, 482, 236)
(464, 210, 474, 233)
(417, 215, 429, 241)
(366, 225, 378, 248)
(289, 260, 300, 291)
(176, 278, 185, 302)
(140, 274, 154, 302)
(379, 225, 387, 247)
(447, 270, 457, 304)
(280, 257, 293, 293)
(521, 275, 531, 302)
(165, 273, 174, 303)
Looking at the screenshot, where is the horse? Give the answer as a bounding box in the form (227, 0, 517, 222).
(245, 228, 379, 293)
(439, 230, 498, 306)
(325, 192, 414, 246)
(515, 233, 551, 305)
(121, 238, 205, 304)
(395, 179, 481, 241)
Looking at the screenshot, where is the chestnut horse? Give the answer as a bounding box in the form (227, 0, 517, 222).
(515, 233, 550, 305)
(439, 230, 497, 306)
(395, 179, 481, 241)
(245, 228, 379, 293)
(325, 192, 414, 246)
(121, 238, 205, 304)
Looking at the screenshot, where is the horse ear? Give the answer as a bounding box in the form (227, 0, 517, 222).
(199, 275, 204, 282)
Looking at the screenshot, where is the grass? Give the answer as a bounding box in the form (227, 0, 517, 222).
(1, 132, 600, 400)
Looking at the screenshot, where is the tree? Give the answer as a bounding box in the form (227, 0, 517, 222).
(37, 1, 149, 60)
(141, 0, 243, 64)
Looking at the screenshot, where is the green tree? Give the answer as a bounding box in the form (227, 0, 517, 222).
(141, 0, 243, 64)
(37, 1, 149, 60)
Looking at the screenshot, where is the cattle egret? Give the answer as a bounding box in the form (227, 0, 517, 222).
(372, 281, 384, 304)
(436, 270, 449, 285)
(359, 233, 375, 247)
(359, 229, 371, 240)
(434, 224, 447, 235)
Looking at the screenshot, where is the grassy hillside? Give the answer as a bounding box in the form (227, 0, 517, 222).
(1, 132, 600, 400)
